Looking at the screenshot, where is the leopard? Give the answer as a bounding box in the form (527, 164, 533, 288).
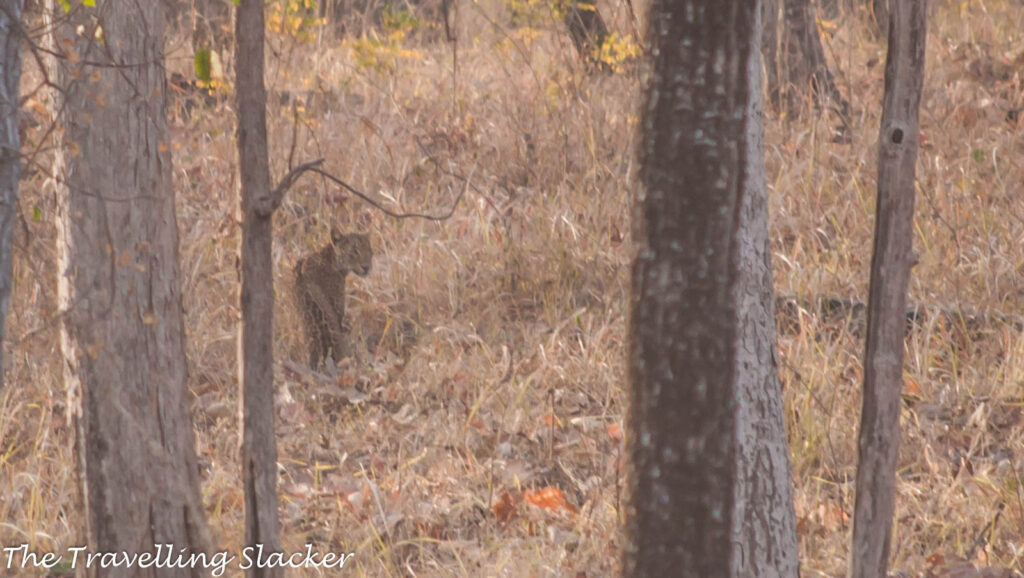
(294, 229, 373, 369)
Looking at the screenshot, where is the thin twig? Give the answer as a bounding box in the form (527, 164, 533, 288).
(413, 136, 502, 214)
(308, 166, 469, 221)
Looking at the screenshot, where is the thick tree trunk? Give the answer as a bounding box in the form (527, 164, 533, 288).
(44, 0, 211, 570)
(236, 1, 283, 575)
(626, 1, 798, 575)
(849, 1, 927, 577)
(0, 0, 22, 392)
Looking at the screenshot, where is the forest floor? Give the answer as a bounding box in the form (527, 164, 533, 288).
(3, 0, 1024, 576)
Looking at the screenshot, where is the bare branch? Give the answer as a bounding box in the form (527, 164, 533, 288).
(305, 165, 469, 221)
(259, 157, 325, 216)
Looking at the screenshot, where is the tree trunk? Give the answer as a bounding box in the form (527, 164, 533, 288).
(44, 0, 211, 569)
(626, 1, 798, 575)
(165, 0, 192, 37)
(732, 4, 800, 575)
(0, 0, 23, 392)
(193, 0, 232, 57)
(319, 0, 348, 36)
(562, 0, 610, 70)
(849, 1, 927, 577)
(236, 0, 283, 575)
(870, 0, 889, 33)
(761, 0, 780, 107)
(762, 0, 850, 122)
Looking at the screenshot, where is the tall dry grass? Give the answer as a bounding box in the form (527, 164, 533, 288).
(2, 0, 1023, 575)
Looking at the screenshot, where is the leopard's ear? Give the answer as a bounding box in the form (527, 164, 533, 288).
(330, 226, 344, 243)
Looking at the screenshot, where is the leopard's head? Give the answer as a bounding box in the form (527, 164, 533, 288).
(331, 228, 373, 277)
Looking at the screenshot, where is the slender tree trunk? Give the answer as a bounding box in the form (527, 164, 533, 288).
(319, 0, 348, 36)
(626, 1, 797, 575)
(761, 0, 780, 107)
(849, 2, 927, 576)
(870, 0, 889, 33)
(732, 4, 800, 575)
(562, 0, 610, 70)
(762, 0, 850, 121)
(166, 0, 192, 36)
(193, 0, 232, 55)
(0, 0, 23, 392)
(236, 0, 283, 575)
(44, 0, 211, 569)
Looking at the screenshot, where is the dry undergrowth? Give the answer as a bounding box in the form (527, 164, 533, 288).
(2, 0, 1024, 576)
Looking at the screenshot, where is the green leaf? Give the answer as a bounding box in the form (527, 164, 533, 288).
(83, 0, 96, 6)
(194, 49, 212, 84)
(32, 206, 41, 222)
(59, 0, 71, 12)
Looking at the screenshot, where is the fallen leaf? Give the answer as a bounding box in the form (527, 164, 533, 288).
(524, 487, 577, 515)
(493, 491, 518, 522)
(607, 422, 622, 440)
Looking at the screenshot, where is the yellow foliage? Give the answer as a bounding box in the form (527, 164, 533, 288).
(268, 0, 320, 40)
(346, 29, 422, 73)
(596, 32, 640, 73)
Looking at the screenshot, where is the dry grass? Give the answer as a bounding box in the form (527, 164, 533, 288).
(2, 0, 1024, 575)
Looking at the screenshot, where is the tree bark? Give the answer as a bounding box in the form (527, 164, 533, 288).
(626, 1, 797, 575)
(319, 0, 348, 36)
(165, 0, 192, 37)
(849, 2, 927, 577)
(0, 0, 22, 392)
(732, 4, 800, 575)
(870, 0, 889, 33)
(762, 0, 850, 121)
(44, 0, 211, 571)
(562, 0, 610, 70)
(236, 0, 283, 575)
(193, 0, 232, 55)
